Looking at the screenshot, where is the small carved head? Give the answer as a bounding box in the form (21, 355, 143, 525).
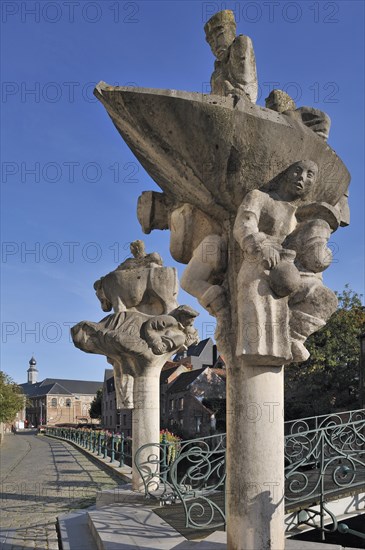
(130, 240, 145, 259)
(93, 278, 112, 312)
(265, 89, 296, 113)
(204, 10, 236, 61)
(276, 160, 318, 202)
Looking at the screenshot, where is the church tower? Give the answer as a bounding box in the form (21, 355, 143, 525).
(27, 356, 38, 384)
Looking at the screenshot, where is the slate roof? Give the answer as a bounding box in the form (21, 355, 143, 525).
(160, 365, 181, 385)
(20, 378, 102, 397)
(167, 368, 205, 393)
(174, 338, 211, 361)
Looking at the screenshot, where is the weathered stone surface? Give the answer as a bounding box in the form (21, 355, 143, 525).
(94, 84, 350, 218)
(93, 240, 178, 315)
(137, 191, 170, 234)
(265, 89, 297, 112)
(72, 241, 198, 490)
(93, 10, 350, 549)
(204, 10, 258, 103)
(265, 90, 331, 141)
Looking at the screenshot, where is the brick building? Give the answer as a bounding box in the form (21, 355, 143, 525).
(162, 366, 226, 438)
(101, 339, 226, 439)
(20, 357, 102, 427)
(102, 369, 132, 434)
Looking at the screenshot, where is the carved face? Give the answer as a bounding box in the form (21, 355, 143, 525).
(130, 240, 145, 258)
(144, 316, 186, 355)
(279, 161, 318, 201)
(94, 279, 112, 312)
(208, 23, 236, 61)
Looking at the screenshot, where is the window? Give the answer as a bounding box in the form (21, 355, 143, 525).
(178, 397, 184, 410)
(179, 419, 183, 428)
(51, 398, 57, 407)
(66, 398, 71, 407)
(106, 401, 108, 410)
(123, 414, 126, 426)
(195, 416, 202, 434)
(169, 399, 174, 411)
(110, 415, 112, 425)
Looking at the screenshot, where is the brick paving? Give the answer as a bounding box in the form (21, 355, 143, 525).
(0, 431, 122, 549)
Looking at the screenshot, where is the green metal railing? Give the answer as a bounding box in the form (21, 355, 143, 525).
(45, 411, 365, 541)
(135, 409, 365, 535)
(45, 427, 132, 467)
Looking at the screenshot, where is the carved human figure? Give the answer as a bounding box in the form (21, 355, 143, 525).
(233, 160, 338, 364)
(180, 234, 227, 317)
(265, 89, 331, 141)
(204, 10, 258, 103)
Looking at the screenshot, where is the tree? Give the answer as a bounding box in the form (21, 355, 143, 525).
(0, 371, 25, 423)
(90, 389, 102, 419)
(285, 285, 365, 419)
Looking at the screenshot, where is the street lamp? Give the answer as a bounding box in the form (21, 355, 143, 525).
(360, 333, 365, 409)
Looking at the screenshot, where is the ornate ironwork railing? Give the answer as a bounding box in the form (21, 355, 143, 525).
(285, 417, 365, 509)
(45, 426, 132, 467)
(135, 432, 226, 529)
(285, 408, 365, 435)
(135, 410, 365, 533)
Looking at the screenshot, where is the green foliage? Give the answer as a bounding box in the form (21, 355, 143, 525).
(285, 285, 365, 419)
(89, 389, 102, 419)
(0, 371, 25, 423)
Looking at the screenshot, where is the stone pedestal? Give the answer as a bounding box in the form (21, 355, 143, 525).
(226, 362, 284, 550)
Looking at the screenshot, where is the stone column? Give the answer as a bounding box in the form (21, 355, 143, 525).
(132, 369, 161, 492)
(226, 361, 285, 550)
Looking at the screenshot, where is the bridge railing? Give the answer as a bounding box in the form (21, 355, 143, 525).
(134, 409, 365, 531)
(45, 411, 365, 534)
(45, 426, 132, 467)
(285, 416, 365, 508)
(284, 408, 365, 435)
(135, 432, 226, 528)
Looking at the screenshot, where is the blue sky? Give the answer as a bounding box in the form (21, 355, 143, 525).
(1, 0, 364, 384)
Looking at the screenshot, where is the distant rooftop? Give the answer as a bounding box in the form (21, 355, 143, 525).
(167, 368, 206, 393)
(20, 378, 102, 397)
(174, 338, 211, 361)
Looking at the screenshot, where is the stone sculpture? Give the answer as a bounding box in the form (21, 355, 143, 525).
(92, 9, 351, 549)
(233, 160, 338, 364)
(265, 89, 331, 141)
(71, 241, 198, 489)
(205, 9, 258, 102)
(72, 240, 198, 406)
(93, 239, 178, 315)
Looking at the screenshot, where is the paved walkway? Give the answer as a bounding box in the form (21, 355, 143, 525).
(0, 431, 122, 549)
